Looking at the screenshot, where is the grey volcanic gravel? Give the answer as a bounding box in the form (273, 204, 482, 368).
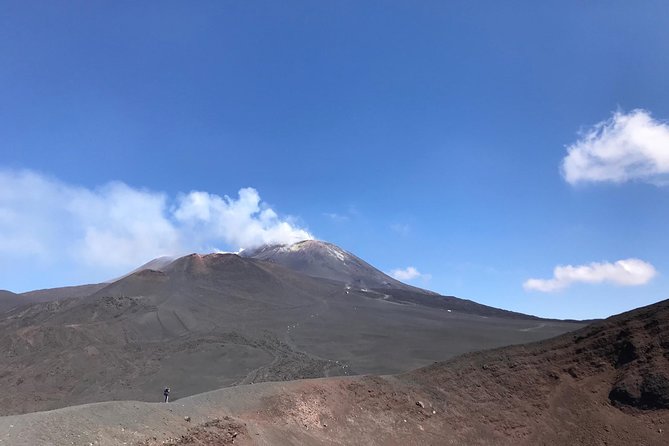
(0, 298, 667, 445)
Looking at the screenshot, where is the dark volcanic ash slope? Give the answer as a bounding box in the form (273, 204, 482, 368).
(241, 240, 426, 292)
(0, 254, 348, 415)
(1, 299, 666, 446)
(0, 252, 582, 416)
(19, 283, 107, 303)
(242, 239, 541, 319)
(0, 290, 34, 313)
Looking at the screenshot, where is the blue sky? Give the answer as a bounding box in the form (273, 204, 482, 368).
(1, 1, 669, 319)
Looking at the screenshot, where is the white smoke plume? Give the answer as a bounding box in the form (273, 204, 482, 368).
(0, 169, 312, 285)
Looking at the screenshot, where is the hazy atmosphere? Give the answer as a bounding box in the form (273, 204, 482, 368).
(2, 1, 669, 319)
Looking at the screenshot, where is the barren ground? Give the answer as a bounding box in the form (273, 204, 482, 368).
(1, 298, 666, 446)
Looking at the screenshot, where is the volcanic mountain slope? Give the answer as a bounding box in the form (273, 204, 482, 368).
(241, 240, 427, 292)
(0, 252, 582, 416)
(18, 257, 175, 303)
(19, 283, 107, 303)
(244, 239, 542, 319)
(0, 289, 33, 313)
(1, 299, 666, 446)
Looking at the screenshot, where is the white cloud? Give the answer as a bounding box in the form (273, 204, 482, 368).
(561, 109, 669, 185)
(389, 266, 431, 282)
(0, 169, 312, 278)
(523, 258, 657, 293)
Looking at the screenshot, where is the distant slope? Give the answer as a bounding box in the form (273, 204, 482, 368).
(366, 287, 546, 320)
(106, 255, 177, 282)
(242, 240, 543, 319)
(0, 253, 583, 416)
(17, 258, 174, 304)
(1, 299, 666, 446)
(20, 283, 106, 303)
(130, 241, 538, 319)
(241, 240, 433, 293)
(0, 290, 34, 313)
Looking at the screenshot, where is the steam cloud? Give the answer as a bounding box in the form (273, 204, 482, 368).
(0, 169, 312, 274)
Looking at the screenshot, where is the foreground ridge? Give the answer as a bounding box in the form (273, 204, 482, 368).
(1, 299, 667, 445)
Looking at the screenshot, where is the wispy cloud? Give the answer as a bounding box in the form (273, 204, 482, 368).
(0, 169, 312, 274)
(388, 266, 431, 282)
(323, 212, 349, 222)
(523, 258, 657, 293)
(390, 223, 410, 236)
(561, 109, 669, 185)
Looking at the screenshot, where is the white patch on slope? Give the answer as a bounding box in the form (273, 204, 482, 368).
(325, 244, 347, 262)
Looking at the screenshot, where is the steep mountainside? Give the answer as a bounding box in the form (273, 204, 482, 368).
(243, 240, 546, 319)
(19, 283, 106, 303)
(0, 290, 33, 313)
(0, 253, 582, 415)
(241, 240, 430, 292)
(1, 298, 666, 446)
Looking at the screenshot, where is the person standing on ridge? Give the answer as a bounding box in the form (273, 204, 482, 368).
(163, 387, 170, 403)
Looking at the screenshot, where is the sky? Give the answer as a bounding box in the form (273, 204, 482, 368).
(1, 1, 669, 319)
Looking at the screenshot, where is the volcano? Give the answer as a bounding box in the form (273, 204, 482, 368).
(0, 242, 583, 416)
